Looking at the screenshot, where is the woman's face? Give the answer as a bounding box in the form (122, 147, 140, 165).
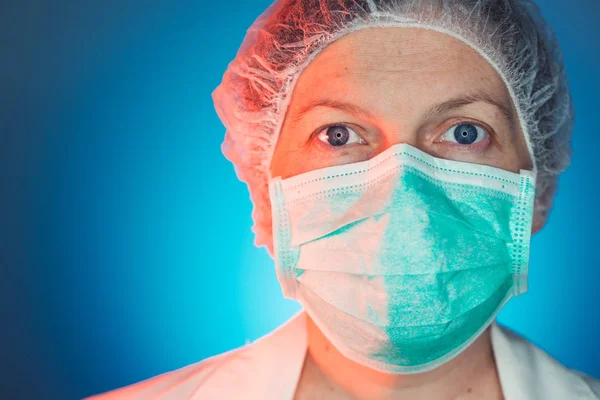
(270, 27, 532, 181)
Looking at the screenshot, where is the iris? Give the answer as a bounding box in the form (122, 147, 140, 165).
(453, 124, 479, 145)
(326, 126, 350, 146)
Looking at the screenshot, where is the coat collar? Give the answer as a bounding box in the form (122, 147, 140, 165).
(205, 311, 596, 400)
(491, 320, 596, 399)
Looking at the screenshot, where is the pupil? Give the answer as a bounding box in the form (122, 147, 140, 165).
(326, 126, 350, 146)
(453, 124, 478, 145)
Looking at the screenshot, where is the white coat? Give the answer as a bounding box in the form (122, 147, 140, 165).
(87, 311, 600, 399)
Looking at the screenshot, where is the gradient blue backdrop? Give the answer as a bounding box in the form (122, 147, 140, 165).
(1, 0, 599, 398)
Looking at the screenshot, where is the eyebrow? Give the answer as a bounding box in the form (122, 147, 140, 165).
(423, 92, 513, 122)
(290, 98, 378, 124)
(290, 91, 514, 124)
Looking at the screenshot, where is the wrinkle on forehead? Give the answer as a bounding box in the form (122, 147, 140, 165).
(288, 27, 513, 121)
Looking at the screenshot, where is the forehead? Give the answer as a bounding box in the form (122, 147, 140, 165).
(288, 27, 511, 117)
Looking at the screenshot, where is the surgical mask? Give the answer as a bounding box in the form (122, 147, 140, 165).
(268, 143, 535, 374)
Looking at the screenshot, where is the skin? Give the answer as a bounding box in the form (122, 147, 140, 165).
(270, 28, 535, 400)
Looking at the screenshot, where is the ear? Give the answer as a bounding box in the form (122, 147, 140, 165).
(530, 180, 557, 235)
(250, 180, 275, 258)
(531, 208, 548, 235)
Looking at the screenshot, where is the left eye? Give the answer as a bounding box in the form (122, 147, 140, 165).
(440, 123, 488, 145)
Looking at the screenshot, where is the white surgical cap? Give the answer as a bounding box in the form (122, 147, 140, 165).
(212, 0, 574, 253)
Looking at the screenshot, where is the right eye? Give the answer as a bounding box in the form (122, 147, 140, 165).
(317, 125, 366, 147)
(439, 122, 488, 146)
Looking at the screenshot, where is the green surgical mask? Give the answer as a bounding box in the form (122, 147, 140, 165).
(269, 143, 535, 374)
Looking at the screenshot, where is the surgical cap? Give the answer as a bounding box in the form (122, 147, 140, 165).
(212, 0, 574, 253)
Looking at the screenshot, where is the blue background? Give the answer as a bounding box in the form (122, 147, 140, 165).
(1, 0, 598, 398)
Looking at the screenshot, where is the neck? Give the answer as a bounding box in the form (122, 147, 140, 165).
(298, 315, 503, 400)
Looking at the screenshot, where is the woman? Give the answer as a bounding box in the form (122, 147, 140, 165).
(88, 0, 600, 398)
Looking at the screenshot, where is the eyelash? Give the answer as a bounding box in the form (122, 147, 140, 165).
(316, 123, 365, 146)
(437, 120, 492, 148)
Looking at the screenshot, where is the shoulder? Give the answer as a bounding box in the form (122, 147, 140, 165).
(579, 373, 600, 398)
(84, 346, 252, 400)
(492, 323, 600, 399)
(84, 312, 307, 400)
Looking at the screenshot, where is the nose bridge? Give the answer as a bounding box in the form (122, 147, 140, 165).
(375, 118, 422, 157)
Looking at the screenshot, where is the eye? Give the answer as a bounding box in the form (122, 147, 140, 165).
(440, 123, 488, 145)
(317, 125, 366, 147)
